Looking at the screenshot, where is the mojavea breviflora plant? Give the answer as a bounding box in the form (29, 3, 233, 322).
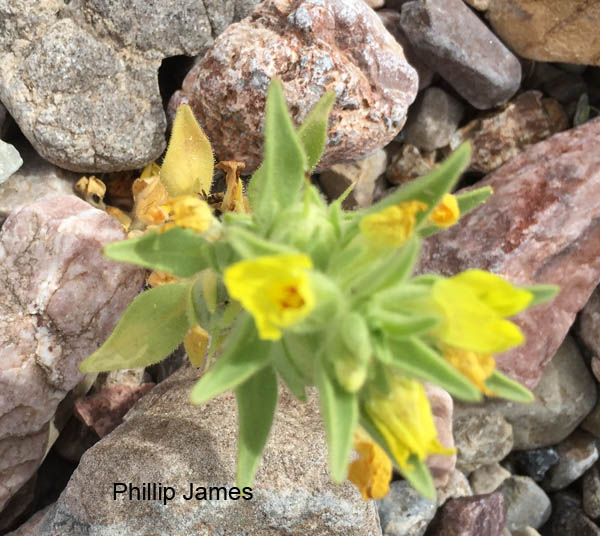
(80, 79, 558, 500)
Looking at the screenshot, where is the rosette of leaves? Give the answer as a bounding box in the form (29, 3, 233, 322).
(80, 80, 557, 499)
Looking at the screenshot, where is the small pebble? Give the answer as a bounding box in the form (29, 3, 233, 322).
(0, 140, 23, 185)
(498, 475, 551, 531)
(469, 463, 511, 495)
(511, 447, 559, 482)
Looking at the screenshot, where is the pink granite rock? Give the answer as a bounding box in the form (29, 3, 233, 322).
(432, 492, 506, 536)
(0, 195, 145, 513)
(418, 118, 600, 389)
(170, 0, 418, 172)
(74, 383, 155, 437)
(425, 383, 456, 487)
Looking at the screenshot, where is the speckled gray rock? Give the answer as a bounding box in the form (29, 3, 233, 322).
(498, 476, 551, 531)
(31, 367, 381, 536)
(583, 463, 600, 519)
(469, 464, 511, 495)
(403, 87, 464, 151)
(319, 149, 388, 209)
(0, 0, 260, 172)
(453, 409, 513, 473)
(578, 286, 600, 362)
(452, 337, 596, 451)
(170, 0, 418, 173)
(399, 0, 521, 109)
(0, 195, 145, 514)
(377, 480, 436, 536)
(0, 140, 22, 184)
(543, 431, 599, 491)
(0, 142, 80, 221)
(418, 118, 600, 389)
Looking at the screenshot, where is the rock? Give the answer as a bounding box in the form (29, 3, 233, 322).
(418, 118, 600, 390)
(424, 383, 456, 487)
(171, 0, 418, 173)
(469, 464, 511, 495)
(452, 337, 596, 451)
(319, 149, 388, 209)
(0, 195, 145, 513)
(449, 91, 568, 174)
(364, 0, 385, 7)
(0, 102, 8, 136)
(436, 469, 472, 507)
(583, 463, 600, 519)
(385, 144, 436, 185)
(511, 447, 559, 482)
(582, 396, 600, 439)
(399, 0, 521, 109)
(0, 475, 36, 533)
(463, 0, 489, 10)
(453, 409, 513, 473)
(6, 505, 53, 536)
(592, 357, 600, 383)
(377, 10, 435, 90)
(549, 492, 600, 536)
(430, 493, 505, 536)
(541, 72, 588, 105)
(377, 480, 436, 536)
(0, 142, 80, 221)
(0, 140, 22, 184)
(74, 383, 155, 437)
(577, 286, 600, 361)
(403, 87, 464, 151)
(498, 476, 551, 531)
(543, 430, 599, 491)
(0, 1, 260, 172)
(511, 529, 541, 536)
(487, 0, 600, 66)
(32, 366, 381, 535)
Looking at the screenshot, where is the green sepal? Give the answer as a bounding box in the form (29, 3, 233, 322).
(316, 358, 358, 482)
(103, 228, 211, 277)
(358, 408, 436, 500)
(79, 281, 192, 372)
(247, 79, 307, 226)
(189, 313, 272, 404)
(382, 337, 482, 402)
(350, 237, 420, 298)
(297, 90, 336, 172)
(523, 284, 560, 307)
(236, 365, 278, 488)
(485, 370, 535, 403)
(272, 340, 307, 401)
(369, 310, 439, 339)
(419, 186, 494, 238)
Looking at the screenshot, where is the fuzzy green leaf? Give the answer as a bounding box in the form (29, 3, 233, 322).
(226, 225, 298, 259)
(273, 340, 307, 401)
(247, 79, 307, 226)
(383, 337, 482, 402)
(80, 282, 191, 372)
(236, 365, 278, 488)
(523, 284, 560, 307)
(189, 313, 272, 404)
(103, 228, 211, 277)
(297, 91, 336, 171)
(316, 358, 358, 482)
(370, 310, 439, 339)
(485, 370, 535, 402)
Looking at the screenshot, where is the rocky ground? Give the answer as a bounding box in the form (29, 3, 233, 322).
(1, 0, 600, 535)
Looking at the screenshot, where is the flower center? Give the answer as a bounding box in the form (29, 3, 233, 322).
(279, 285, 305, 310)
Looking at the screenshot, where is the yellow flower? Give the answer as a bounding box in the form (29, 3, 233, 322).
(348, 428, 392, 500)
(360, 201, 428, 248)
(432, 270, 532, 354)
(442, 345, 496, 395)
(223, 254, 315, 340)
(160, 196, 213, 233)
(364, 377, 454, 472)
(429, 194, 459, 227)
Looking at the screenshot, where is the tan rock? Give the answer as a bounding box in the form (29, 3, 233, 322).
(171, 0, 418, 172)
(29, 365, 381, 535)
(464, 0, 489, 10)
(425, 383, 456, 487)
(487, 0, 600, 65)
